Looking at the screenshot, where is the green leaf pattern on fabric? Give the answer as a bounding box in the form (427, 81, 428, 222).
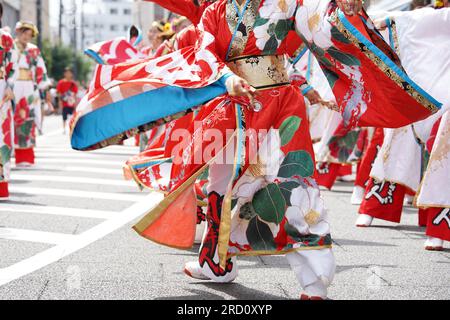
(327, 46, 361, 66)
(0, 145, 11, 164)
(246, 216, 277, 251)
(279, 116, 302, 147)
(252, 183, 286, 224)
(278, 151, 314, 178)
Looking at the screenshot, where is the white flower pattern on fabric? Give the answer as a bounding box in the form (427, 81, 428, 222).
(257, 128, 285, 181)
(253, 0, 297, 51)
(295, 0, 334, 49)
(253, 23, 273, 51)
(232, 129, 284, 201)
(287, 185, 330, 236)
(259, 0, 297, 20)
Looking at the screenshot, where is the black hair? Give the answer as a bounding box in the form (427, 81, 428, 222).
(129, 25, 139, 39)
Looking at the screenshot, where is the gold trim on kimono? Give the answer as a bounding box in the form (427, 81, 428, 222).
(330, 11, 440, 114)
(227, 244, 333, 259)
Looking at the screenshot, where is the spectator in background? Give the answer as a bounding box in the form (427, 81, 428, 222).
(56, 67, 78, 134)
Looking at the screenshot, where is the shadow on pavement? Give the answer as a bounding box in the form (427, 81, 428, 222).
(156, 282, 286, 300)
(333, 238, 397, 247)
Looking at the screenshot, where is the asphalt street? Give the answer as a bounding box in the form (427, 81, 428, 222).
(0, 115, 448, 300)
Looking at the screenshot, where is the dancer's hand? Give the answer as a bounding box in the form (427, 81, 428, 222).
(305, 89, 322, 105)
(225, 75, 256, 102)
(3, 87, 14, 103)
(46, 91, 52, 104)
(374, 18, 388, 30)
(322, 101, 340, 112)
(336, 0, 364, 16)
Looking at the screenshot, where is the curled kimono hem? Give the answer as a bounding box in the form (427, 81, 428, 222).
(132, 162, 209, 235)
(369, 175, 418, 194)
(227, 244, 333, 259)
(333, 10, 442, 113)
(126, 163, 169, 194)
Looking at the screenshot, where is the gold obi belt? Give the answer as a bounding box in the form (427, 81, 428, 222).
(226, 55, 290, 90)
(18, 68, 32, 81)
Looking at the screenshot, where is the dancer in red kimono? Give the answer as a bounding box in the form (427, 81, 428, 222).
(13, 21, 50, 166)
(355, 5, 450, 228)
(71, 0, 441, 299)
(0, 4, 17, 199)
(416, 112, 450, 251)
(351, 127, 383, 205)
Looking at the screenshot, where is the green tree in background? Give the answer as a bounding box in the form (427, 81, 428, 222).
(40, 40, 93, 85)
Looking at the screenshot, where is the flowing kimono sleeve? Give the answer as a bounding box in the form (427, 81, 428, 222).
(85, 37, 146, 65)
(2, 33, 18, 90)
(144, 0, 206, 25)
(174, 25, 199, 50)
(70, 3, 233, 151)
(293, 0, 442, 128)
(34, 48, 51, 91)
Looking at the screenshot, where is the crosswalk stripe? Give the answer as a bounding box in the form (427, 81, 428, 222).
(0, 204, 116, 219)
(37, 129, 64, 138)
(0, 228, 76, 245)
(10, 174, 137, 187)
(9, 186, 146, 202)
(0, 192, 164, 286)
(11, 158, 123, 166)
(33, 152, 132, 159)
(36, 146, 139, 155)
(11, 165, 123, 175)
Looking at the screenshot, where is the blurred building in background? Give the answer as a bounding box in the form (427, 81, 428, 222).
(81, 0, 134, 49)
(54, 0, 168, 51)
(2, 0, 20, 31)
(20, 0, 50, 39)
(2, 0, 50, 40)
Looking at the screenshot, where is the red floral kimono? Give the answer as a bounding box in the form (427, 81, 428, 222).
(0, 30, 17, 197)
(13, 41, 49, 165)
(71, 0, 441, 276)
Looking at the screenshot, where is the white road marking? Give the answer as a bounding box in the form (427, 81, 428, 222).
(0, 228, 76, 245)
(12, 158, 123, 166)
(33, 152, 135, 160)
(10, 174, 137, 187)
(0, 192, 163, 286)
(0, 204, 116, 220)
(9, 186, 145, 202)
(11, 165, 123, 175)
(0, 116, 156, 288)
(37, 129, 64, 138)
(36, 146, 139, 155)
(36, 144, 139, 153)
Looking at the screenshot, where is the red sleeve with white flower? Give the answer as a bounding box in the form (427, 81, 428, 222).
(34, 48, 50, 90)
(293, 0, 439, 128)
(1, 32, 18, 89)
